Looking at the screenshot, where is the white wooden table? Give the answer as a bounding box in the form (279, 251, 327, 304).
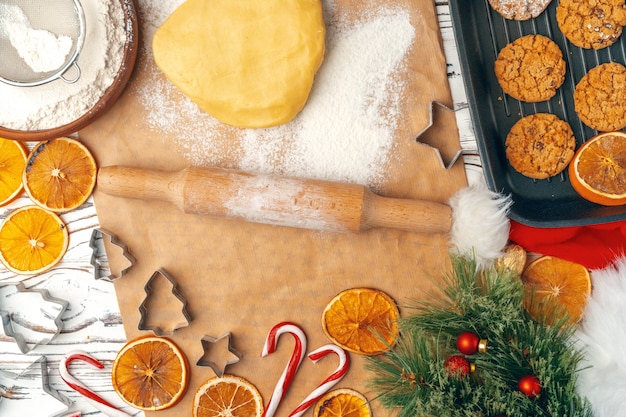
(0, 2, 480, 416)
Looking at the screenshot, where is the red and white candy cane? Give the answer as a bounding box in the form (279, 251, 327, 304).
(261, 322, 308, 417)
(288, 344, 350, 417)
(59, 351, 131, 417)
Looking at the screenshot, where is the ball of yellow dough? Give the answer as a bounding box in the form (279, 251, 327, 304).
(153, 0, 326, 128)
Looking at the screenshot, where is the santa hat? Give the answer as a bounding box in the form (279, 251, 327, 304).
(510, 220, 626, 270)
(448, 181, 626, 417)
(447, 180, 512, 269)
(574, 257, 626, 417)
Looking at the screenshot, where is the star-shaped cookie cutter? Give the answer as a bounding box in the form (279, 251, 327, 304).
(89, 228, 135, 281)
(138, 268, 192, 336)
(0, 356, 72, 417)
(196, 333, 242, 377)
(414, 100, 470, 170)
(0, 282, 69, 353)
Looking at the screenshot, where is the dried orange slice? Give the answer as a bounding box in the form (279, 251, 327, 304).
(521, 256, 591, 324)
(112, 336, 189, 411)
(0, 138, 28, 207)
(0, 205, 68, 275)
(568, 131, 626, 206)
(23, 137, 97, 213)
(313, 389, 371, 417)
(322, 287, 399, 355)
(193, 374, 264, 417)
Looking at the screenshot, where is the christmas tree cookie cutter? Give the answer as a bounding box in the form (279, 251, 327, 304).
(414, 100, 469, 170)
(196, 332, 242, 377)
(138, 268, 192, 336)
(89, 228, 135, 281)
(0, 282, 69, 353)
(0, 356, 72, 417)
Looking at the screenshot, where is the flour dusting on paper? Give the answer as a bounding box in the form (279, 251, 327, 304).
(136, 0, 415, 188)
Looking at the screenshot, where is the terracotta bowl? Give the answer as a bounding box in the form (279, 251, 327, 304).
(0, 0, 139, 142)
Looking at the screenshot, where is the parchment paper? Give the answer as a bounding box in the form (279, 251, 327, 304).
(79, 0, 468, 416)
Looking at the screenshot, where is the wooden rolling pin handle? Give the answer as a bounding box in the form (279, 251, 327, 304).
(97, 166, 452, 235)
(362, 190, 452, 234)
(97, 166, 187, 210)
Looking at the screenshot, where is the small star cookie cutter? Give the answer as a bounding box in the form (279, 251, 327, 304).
(414, 100, 470, 170)
(0, 282, 69, 353)
(196, 333, 242, 377)
(89, 228, 135, 282)
(138, 268, 192, 336)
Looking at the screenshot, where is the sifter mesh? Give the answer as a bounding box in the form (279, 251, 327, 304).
(0, 0, 85, 86)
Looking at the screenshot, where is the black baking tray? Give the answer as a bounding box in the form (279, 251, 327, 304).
(449, 0, 626, 227)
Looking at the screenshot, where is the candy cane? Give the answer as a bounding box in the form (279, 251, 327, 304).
(288, 344, 350, 417)
(59, 351, 131, 417)
(261, 322, 308, 417)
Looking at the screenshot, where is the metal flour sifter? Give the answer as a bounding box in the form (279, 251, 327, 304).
(0, 0, 86, 87)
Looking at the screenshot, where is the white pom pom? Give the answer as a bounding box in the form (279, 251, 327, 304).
(448, 181, 512, 269)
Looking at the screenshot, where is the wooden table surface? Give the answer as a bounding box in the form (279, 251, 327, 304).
(0, 2, 481, 416)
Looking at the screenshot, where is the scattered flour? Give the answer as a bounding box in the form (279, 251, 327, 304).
(0, 0, 127, 130)
(222, 175, 343, 232)
(136, 0, 416, 187)
(0, 3, 73, 73)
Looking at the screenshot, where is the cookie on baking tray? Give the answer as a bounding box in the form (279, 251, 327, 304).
(556, 0, 626, 50)
(488, 0, 552, 20)
(574, 62, 626, 132)
(494, 34, 566, 102)
(505, 113, 576, 179)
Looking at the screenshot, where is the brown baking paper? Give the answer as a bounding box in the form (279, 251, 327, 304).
(79, 0, 468, 416)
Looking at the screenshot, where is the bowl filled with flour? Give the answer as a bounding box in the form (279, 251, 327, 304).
(0, 0, 138, 141)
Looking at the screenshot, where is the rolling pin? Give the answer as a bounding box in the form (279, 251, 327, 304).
(96, 166, 452, 234)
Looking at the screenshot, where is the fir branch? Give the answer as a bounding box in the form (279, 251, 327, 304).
(366, 329, 481, 417)
(366, 255, 593, 417)
(403, 256, 526, 338)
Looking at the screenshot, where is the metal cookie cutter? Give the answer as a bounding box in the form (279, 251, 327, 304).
(89, 228, 135, 281)
(138, 268, 192, 336)
(414, 100, 470, 170)
(0, 282, 69, 353)
(196, 333, 242, 377)
(0, 356, 72, 417)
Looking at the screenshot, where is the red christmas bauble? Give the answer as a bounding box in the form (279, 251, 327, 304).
(456, 331, 480, 355)
(444, 355, 473, 378)
(518, 374, 541, 397)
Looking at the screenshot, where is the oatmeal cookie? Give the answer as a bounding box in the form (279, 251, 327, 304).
(505, 113, 576, 179)
(574, 62, 626, 131)
(556, 0, 626, 50)
(488, 0, 552, 20)
(494, 35, 566, 102)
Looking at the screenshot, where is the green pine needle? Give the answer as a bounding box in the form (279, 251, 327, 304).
(366, 255, 592, 417)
